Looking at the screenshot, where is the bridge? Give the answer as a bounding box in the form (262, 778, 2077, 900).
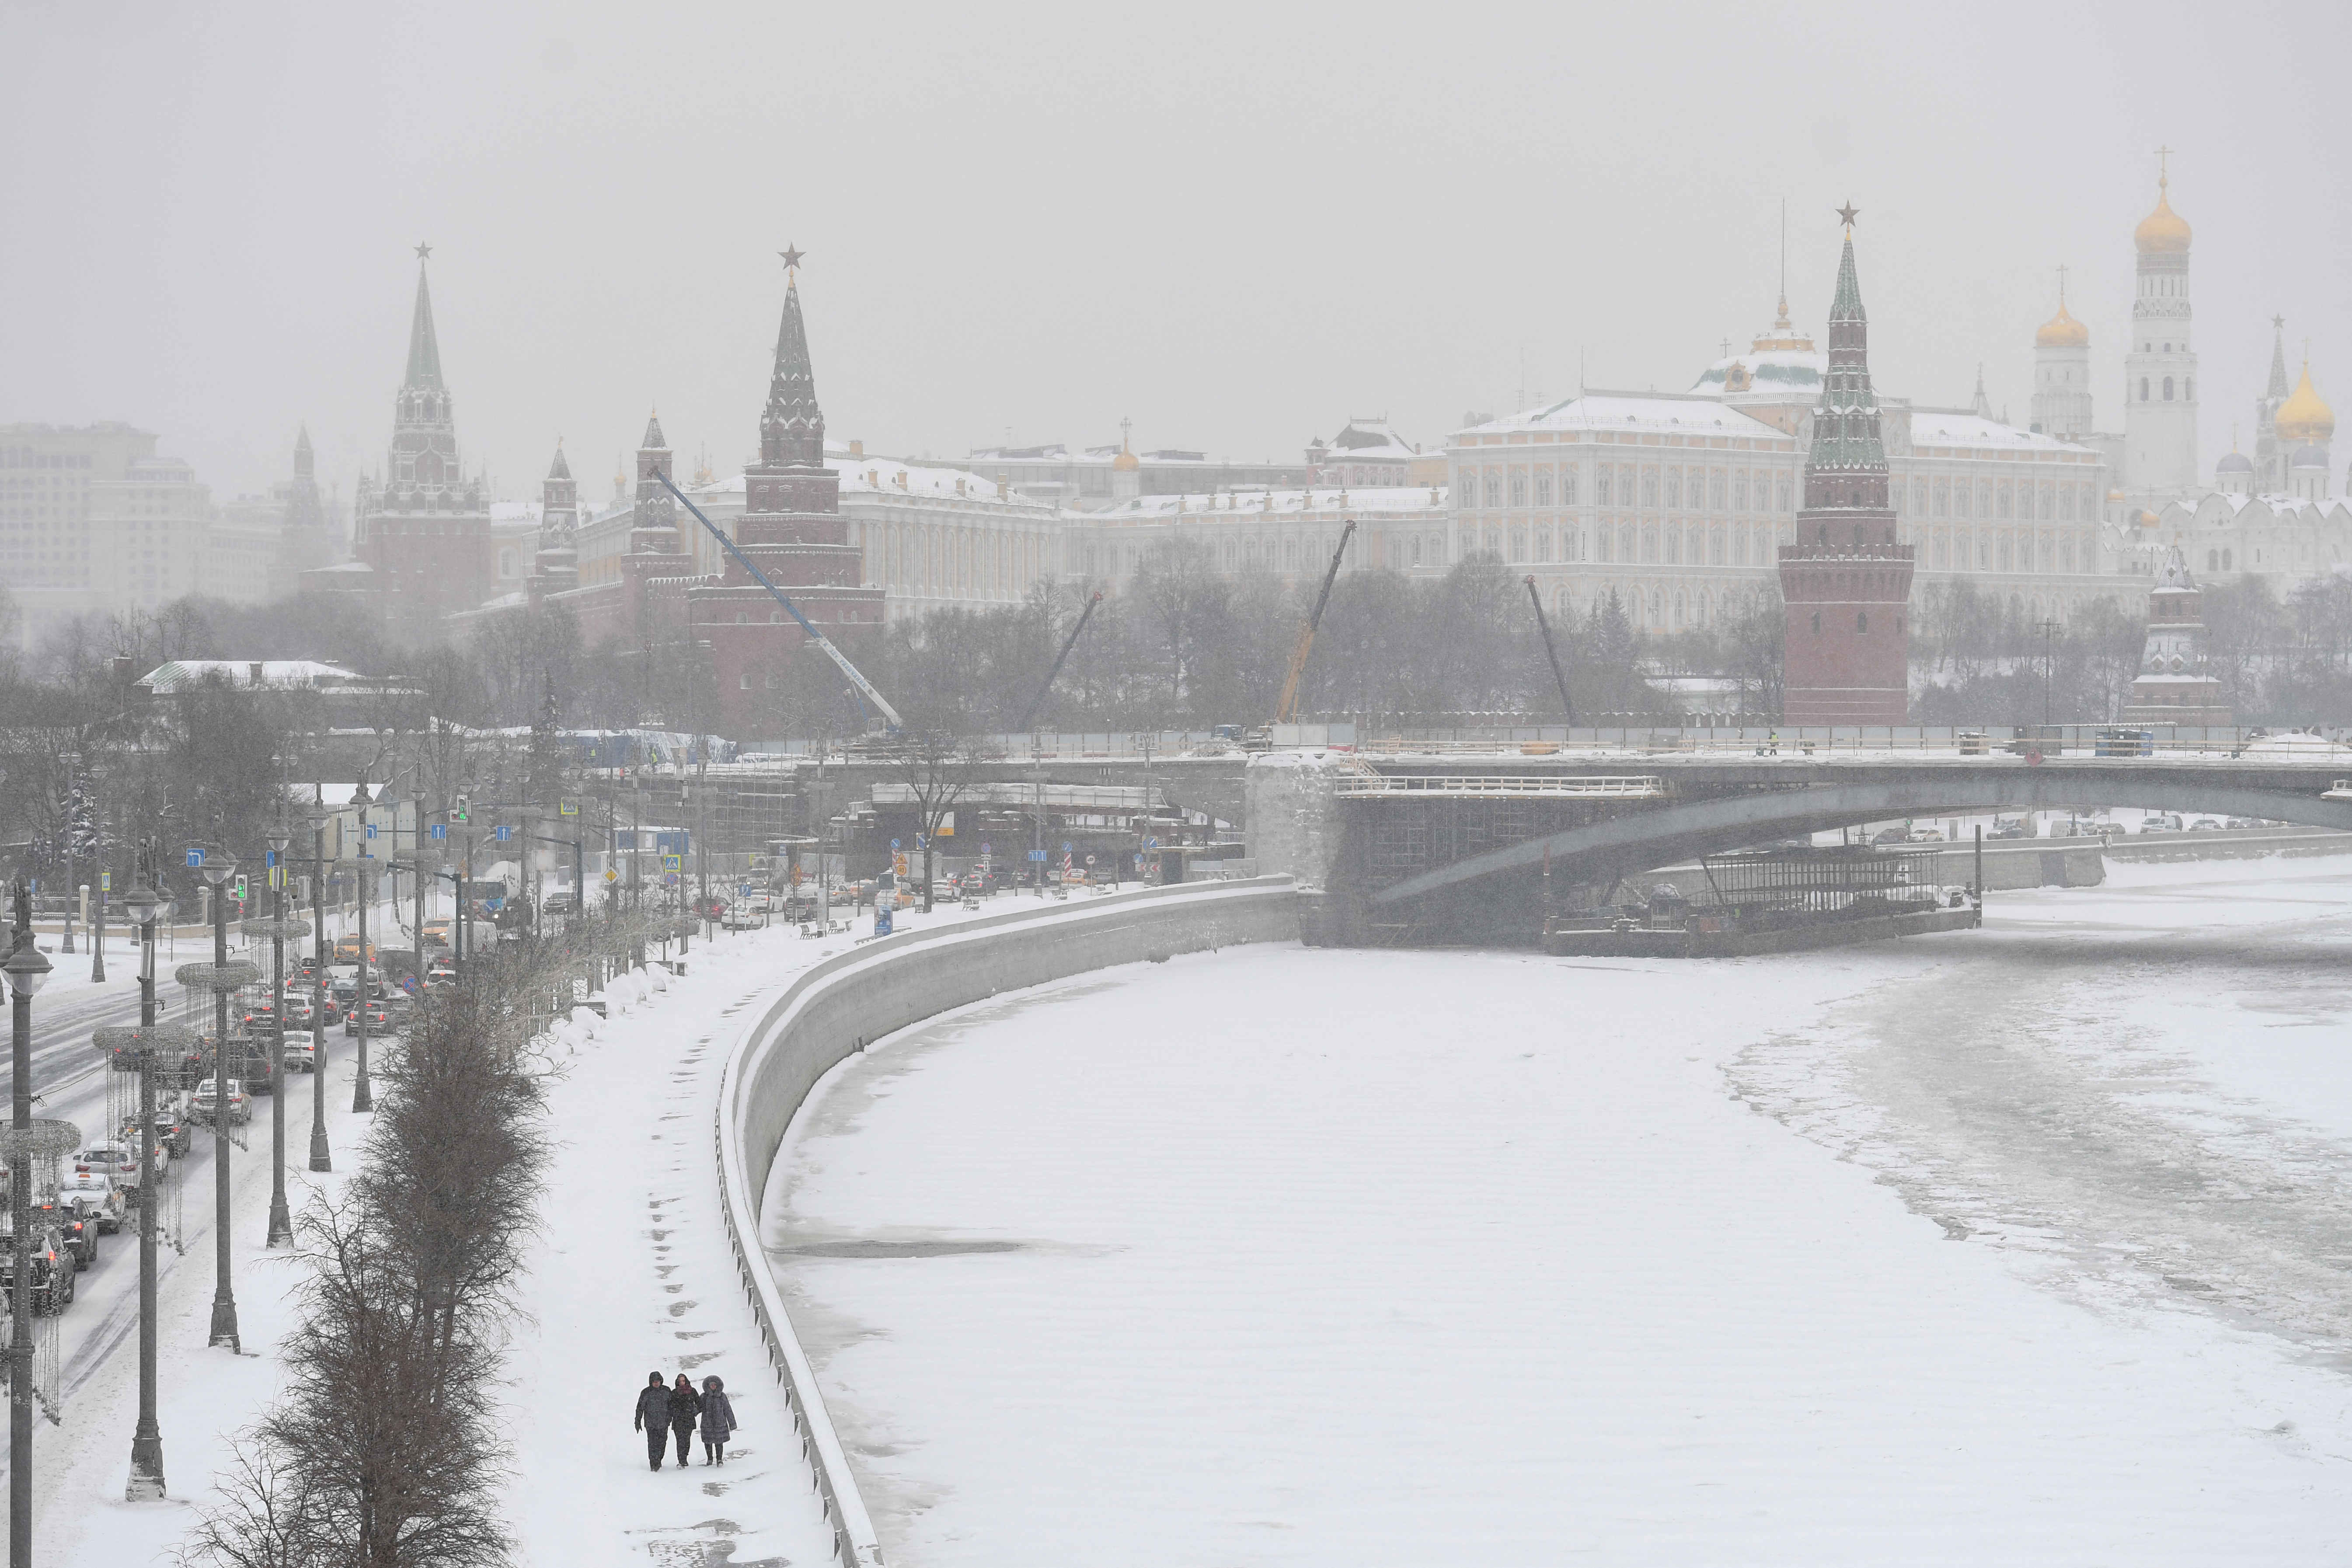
(1244, 745, 2352, 944)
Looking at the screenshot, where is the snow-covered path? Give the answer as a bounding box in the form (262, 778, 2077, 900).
(768, 857, 2352, 1565)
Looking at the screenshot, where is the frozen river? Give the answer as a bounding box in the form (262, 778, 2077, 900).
(767, 856, 2352, 1565)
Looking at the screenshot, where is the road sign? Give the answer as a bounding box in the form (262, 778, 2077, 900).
(890, 838, 901, 850)
(603, 868, 618, 883)
(663, 872, 679, 887)
(99, 871, 110, 892)
(663, 854, 683, 871)
(364, 823, 376, 839)
(1061, 842, 1072, 853)
(265, 849, 278, 868)
(893, 853, 908, 876)
(1086, 854, 1096, 866)
(430, 825, 448, 840)
(981, 842, 991, 854)
(270, 866, 285, 889)
(558, 797, 580, 818)
(185, 847, 204, 868)
(1028, 850, 1047, 862)
(495, 826, 513, 842)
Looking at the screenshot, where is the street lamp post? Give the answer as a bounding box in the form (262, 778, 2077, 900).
(58, 753, 78, 956)
(5, 887, 61, 1568)
(196, 849, 242, 1351)
(116, 861, 177, 1500)
(261, 807, 294, 1247)
(306, 791, 331, 1173)
(350, 782, 373, 1115)
(88, 763, 106, 984)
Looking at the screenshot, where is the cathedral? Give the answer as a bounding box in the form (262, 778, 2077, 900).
(2053, 162, 2352, 586)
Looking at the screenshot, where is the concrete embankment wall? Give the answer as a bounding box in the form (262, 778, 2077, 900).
(713, 878, 1300, 1567)
(2102, 828, 2352, 866)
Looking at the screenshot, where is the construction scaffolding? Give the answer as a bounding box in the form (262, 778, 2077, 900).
(1698, 845, 1944, 917)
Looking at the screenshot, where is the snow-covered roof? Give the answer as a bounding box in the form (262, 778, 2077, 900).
(139, 660, 362, 693)
(1463, 393, 1784, 442)
(1076, 485, 1448, 522)
(1323, 419, 1415, 457)
(687, 458, 1050, 511)
(1905, 411, 2092, 454)
(1690, 347, 1826, 398)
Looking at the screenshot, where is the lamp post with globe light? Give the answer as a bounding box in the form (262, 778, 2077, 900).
(307, 790, 331, 1172)
(6, 885, 70, 1568)
(193, 847, 244, 1351)
(114, 851, 179, 1500)
(255, 806, 298, 1247)
(349, 781, 374, 1115)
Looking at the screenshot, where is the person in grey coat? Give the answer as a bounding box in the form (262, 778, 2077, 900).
(632, 1373, 672, 1470)
(698, 1375, 739, 1466)
(666, 1373, 704, 1468)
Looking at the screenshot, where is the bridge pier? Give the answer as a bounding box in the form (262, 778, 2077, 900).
(1244, 752, 1359, 946)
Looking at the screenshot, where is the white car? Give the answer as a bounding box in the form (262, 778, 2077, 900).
(191, 1078, 251, 1126)
(57, 1163, 125, 1234)
(282, 1032, 317, 1071)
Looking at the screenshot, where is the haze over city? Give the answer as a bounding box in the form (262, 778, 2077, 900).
(3, 7, 2352, 1568)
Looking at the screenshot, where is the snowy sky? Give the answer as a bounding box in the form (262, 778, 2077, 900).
(5, 2, 2345, 502)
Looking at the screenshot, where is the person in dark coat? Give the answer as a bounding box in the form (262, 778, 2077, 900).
(632, 1373, 672, 1471)
(666, 1373, 704, 1468)
(698, 1375, 739, 1465)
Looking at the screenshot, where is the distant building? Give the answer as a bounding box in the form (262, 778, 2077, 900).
(309, 249, 495, 618)
(0, 421, 278, 647)
(2120, 548, 2230, 726)
(1777, 223, 1914, 726)
(1062, 484, 1452, 582)
(1306, 418, 1422, 488)
(255, 425, 342, 598)
(133, 659, 414, 725)
(957, 438, 1311, 510)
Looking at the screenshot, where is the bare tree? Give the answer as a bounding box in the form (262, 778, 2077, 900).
(877, 727, 1001, 911)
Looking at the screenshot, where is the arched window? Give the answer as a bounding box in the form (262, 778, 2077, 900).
(1535, 527, 1551, 563)
(1710, 473, 1725, 510)
(1665, 526, 1681, 564)
(1595, 469, 1612, 506)
(1642, 526, 1659, 563)
(1562, 470, 1579, 505)
(1283, 538, 1297, 569)
(1534, 474, 1552, 506)
(1410, 537, 1422, 567)
(1665, 472, 1682, 509)
(1857, 611, 1869, 633)
(1483, 475, 1500, 507)
(2163, 376, 2175, 401)
(1811, 610, 1822, 634)
(1643, 472, 1659, 506)
(1509, 526, 1526, 560)
(1733, 473, 1748, 511)
(1509, 474, 1527, 507)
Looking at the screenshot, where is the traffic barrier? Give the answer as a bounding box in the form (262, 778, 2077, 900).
(713, 876, 1298, 1566)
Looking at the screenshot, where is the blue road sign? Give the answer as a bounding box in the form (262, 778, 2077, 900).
(890, 838, 900, 850)
(430, 824, 448, 840)
(265, 850, 279, 868)
(185, 848, 204, 868)
(1028, 850, 1047, 861)
(495, 826, 513, 842)
(1061, 842, 1072, 853)
(365, 823, 376, 838)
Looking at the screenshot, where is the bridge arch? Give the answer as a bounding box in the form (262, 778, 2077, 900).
(1369, 774, 2352, 906)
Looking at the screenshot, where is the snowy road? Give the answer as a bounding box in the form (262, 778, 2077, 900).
(769, 856, 2352, 1565)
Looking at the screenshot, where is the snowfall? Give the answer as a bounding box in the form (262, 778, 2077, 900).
(18, 852, 2352, 1565)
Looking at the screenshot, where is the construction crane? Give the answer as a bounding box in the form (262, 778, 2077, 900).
(1016, 590, 1103, 734)
(654, 470, 904, 732)
(1246, 519, 1356, 748)
(1525, 575, 1575, 725)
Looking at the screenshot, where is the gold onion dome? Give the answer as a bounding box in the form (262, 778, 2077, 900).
(2036, 296, 2089, 348)
(2276, 359, 2334, 442)
(2134, 178, 2192, 254)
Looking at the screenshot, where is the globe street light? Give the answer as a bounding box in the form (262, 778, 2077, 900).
(196, 847, 242, 1351)
(5, 892, 68, 1568)
(306, 790, 331, 1173)
(109, 850, 179, 1502)
(258, 805, 296, 1247)
(349, 781, 374, 1115)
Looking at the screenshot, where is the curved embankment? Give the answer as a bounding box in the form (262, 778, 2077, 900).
(713, 877, 1299, 1565)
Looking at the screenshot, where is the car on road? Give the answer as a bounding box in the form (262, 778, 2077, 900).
(0, 1220, 75, 1313)
(2190, 817, 2224, 831)
(75, 1143, 147, 1193)
(26, 1198, 98, 1269)
(191, 1077, 251, 1126)
(282, 1031, 317, 1071)
(119, 1112, 192, 1160)
(1905, 828, 1945, 843)
(345, 1000, 393, 1037)
(1868, 826, 1909, 846)
(58, 1163, 126, 1235)
(282, 994, 315, 1027)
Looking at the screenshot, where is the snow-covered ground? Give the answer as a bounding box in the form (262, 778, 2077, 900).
(767, 856, 2352, 1565)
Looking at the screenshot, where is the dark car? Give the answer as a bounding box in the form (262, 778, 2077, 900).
(0, 1222, 75, 1313)
(345, 1000, 393, 1037)
(28, 1199, 97, 1270)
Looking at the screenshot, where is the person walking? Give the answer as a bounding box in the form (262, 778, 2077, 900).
(633, 1372, 672, 1471)
(666, 1372, 704, 1469)
(699, 1375, 739, 1465)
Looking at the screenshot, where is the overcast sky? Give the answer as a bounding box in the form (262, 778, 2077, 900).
(7, 2, 2345, 504)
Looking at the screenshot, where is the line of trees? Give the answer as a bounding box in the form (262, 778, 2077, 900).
(183, 939, 561, 1567)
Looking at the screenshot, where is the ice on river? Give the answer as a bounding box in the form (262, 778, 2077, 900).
(768, 855, 2352, 1565)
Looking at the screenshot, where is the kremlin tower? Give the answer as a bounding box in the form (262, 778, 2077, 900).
(2122, 156, 2199, 496)
(1777, 209, 1914, 727)
(2030, 271, 2093, 442)
(2122, 547, 2230, 726)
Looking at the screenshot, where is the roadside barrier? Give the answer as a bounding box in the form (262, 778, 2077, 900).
(712, 876, 1299, 1565)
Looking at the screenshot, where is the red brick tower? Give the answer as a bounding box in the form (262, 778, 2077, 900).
(1779, 210, 1914, 725)
(684, 252, 884, 732)
(2122, 546, 2232, 725)
(352, 246, 493, 616)
(526, 441, 578, 606)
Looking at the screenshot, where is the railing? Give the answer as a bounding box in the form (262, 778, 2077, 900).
(712, 878, 1300, 1567)
(1337, 774, 1666, 799)
(1352, 732, 2345, 761)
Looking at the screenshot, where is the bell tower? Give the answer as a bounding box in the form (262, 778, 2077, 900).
(2122, 151, 2199, 496)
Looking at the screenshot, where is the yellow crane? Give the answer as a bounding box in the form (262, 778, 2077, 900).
(1248, 520, 1356, 748)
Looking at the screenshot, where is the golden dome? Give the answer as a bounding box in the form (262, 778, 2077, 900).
(1111, 446, 1140, 472)
(2134, 177, 2192, 254)
(2276, 357, 2334, 443)
(2035, 297, 2089, 348)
